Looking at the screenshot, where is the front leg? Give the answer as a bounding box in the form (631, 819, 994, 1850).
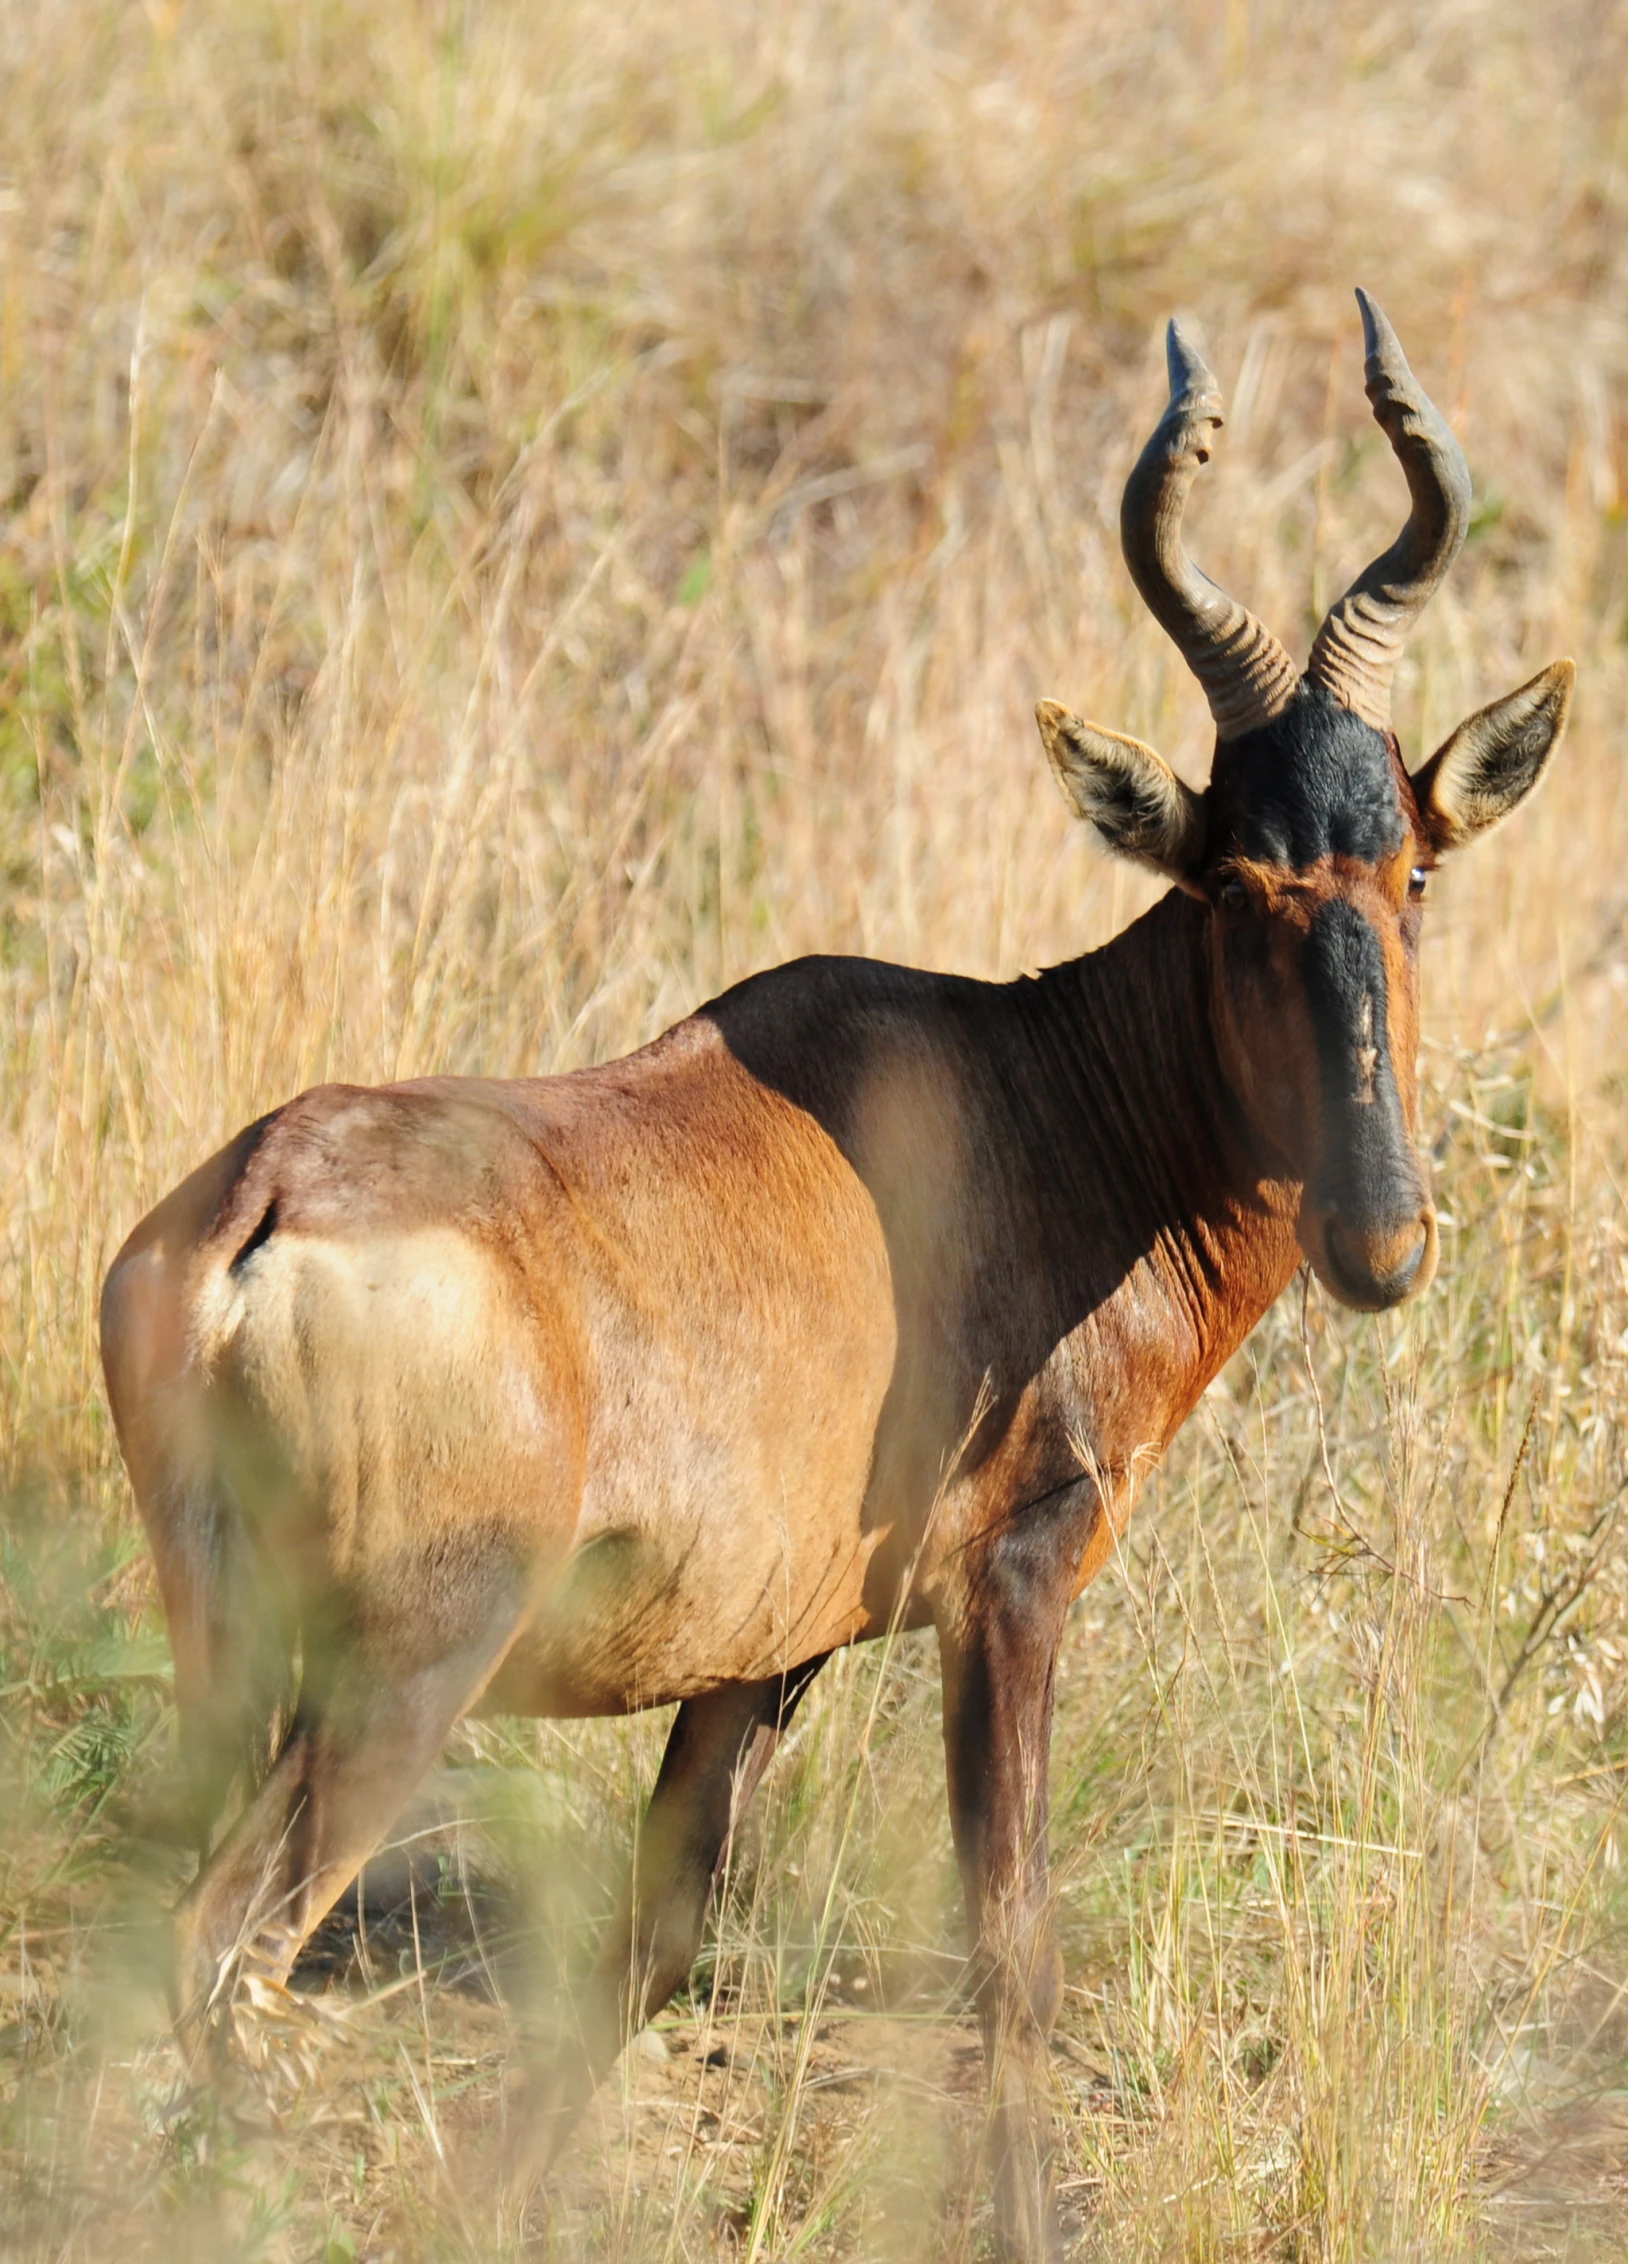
(938, 1486, 1092, 2262)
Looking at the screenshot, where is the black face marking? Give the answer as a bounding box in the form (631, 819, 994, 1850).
(1209, 682, 1406, 869)
(1301, 899, 1422, 1231)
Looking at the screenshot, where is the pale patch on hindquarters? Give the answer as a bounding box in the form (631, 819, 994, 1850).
(210, 1224, 577, 1590)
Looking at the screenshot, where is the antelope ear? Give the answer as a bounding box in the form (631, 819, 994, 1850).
(1035, 700, 1206, 886)
(1411, 659, 1574, 852)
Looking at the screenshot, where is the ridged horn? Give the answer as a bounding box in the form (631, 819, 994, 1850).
(1306, 289, 1472, 732)
(1120, 318, 1300, 742)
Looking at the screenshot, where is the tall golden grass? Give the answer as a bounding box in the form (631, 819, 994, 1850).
(7, 0, 1628, 2255)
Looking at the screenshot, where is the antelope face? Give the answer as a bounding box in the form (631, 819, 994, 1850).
(1036, 290, 1573, 1313)
(1198, 676, 1569, 1308)
(1200, 694, 1437, 1308)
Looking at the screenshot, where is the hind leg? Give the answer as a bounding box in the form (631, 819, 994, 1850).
(146, 1478, 293, 1868)
(101, 1126, 295, 1864)
(510, 1657, 825, 2184)
(174, 1550, 531, 2062)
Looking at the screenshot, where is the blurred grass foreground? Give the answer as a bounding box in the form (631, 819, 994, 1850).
(9, 0, 1628, 2256)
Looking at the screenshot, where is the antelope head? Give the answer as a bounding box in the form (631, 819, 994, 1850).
(1038, 291, 1572, 1312)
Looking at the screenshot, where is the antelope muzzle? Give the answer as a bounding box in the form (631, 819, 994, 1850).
(1298, 898, 1437, 1313)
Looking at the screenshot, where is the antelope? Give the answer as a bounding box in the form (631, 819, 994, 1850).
(101, 291, 1570, 2258)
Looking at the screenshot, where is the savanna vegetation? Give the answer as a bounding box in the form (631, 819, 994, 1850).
(7, 1, 1628, 2256)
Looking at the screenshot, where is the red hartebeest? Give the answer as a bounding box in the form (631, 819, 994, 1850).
(101, 291, 1570, 2257)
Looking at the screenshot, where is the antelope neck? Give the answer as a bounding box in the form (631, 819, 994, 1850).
(1010, 891, 1302, 1389)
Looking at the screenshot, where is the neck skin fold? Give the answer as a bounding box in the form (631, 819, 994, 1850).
(999, 889, 1303, 1446)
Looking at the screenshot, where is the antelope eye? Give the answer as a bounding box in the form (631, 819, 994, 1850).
(1409, 866, 1428, 901)
(1218, 877, 1247, 909)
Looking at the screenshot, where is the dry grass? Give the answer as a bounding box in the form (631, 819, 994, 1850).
(7, 0, 1628, 2255)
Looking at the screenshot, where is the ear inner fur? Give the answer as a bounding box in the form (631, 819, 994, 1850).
(1034, 700, 1206, 881)
(1411, 659, 1574, 850)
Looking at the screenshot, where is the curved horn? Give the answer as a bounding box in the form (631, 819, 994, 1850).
(1120, 318, 1300, 742)
(1306, 289, 1472, 732)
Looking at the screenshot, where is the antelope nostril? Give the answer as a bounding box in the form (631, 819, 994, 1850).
(1325, 1216, 1428, 1300)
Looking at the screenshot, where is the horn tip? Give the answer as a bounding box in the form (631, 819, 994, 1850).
(1165, 315, 1213, 398)
(1353, 286, 1403, 374)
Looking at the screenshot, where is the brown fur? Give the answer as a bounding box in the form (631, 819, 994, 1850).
(100, 663, 1572, 2264)
(101, 887, 1312, 2249)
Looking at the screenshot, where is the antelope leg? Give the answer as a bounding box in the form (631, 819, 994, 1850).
(511, 1656, 825, 2183)
(172, 1554, 531, 2067)
(939, 1487, 1092, 2263)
